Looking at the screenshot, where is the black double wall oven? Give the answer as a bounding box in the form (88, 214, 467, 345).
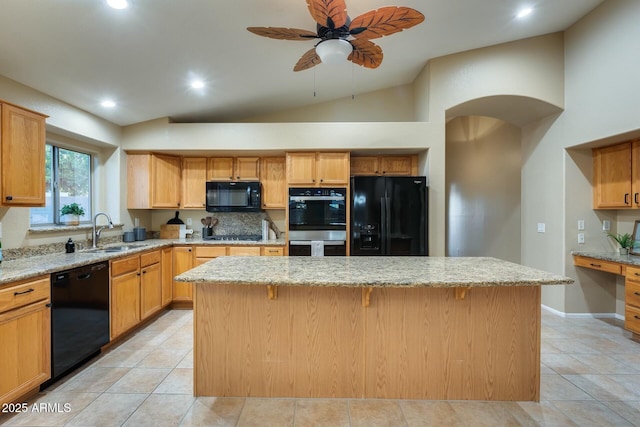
(288, 187, 347, 256)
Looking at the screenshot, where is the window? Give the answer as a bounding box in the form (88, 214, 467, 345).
(30, 144, 92, 225)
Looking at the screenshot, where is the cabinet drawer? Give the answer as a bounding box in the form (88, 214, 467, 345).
(625, 305, 640, 334)
(626, 280, 640, 308)
(574, 256, 622, 275)
(140, 250, 161, 267)
(111, 255, 140, 277)
(228, 246, 261, 256)
(0, 276, 50, 313)
(625, 265, 640, 281)
(261, 247, 284, 256)
(195, 246, 227, 258)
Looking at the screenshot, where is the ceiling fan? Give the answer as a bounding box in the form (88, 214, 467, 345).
(247, 0, 425, 71)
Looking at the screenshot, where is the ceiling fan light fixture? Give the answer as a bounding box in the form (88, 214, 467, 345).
(316, 39, 352, 64)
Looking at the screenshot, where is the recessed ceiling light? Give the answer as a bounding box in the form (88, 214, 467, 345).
(107, 0, 128, 10)
(101, 100, 116, 108)
(191, 80, 205, 89)
(516, 7, 533, 18)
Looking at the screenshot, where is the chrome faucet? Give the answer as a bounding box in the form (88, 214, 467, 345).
(92, 212, 114, 248)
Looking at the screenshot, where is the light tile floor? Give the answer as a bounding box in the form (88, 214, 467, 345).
(2, 309, 639, 426)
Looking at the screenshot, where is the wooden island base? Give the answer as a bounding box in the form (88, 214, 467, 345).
(194, 283, 541, 401)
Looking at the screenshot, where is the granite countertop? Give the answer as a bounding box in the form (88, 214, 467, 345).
(571, 251, 640, 266)
(176, 256, 574, 288)
(0, 237, 285, 285)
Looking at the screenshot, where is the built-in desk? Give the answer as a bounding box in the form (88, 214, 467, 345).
(572, 252, 640, 337)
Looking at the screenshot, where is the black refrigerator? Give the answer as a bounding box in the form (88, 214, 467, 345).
(350, 176, 428, 256)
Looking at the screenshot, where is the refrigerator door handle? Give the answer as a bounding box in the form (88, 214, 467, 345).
(380, 196, 387, 254)
(385, 196, 391, 255)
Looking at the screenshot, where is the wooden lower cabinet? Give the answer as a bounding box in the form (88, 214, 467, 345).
(625, 266, 640, 334)
(0, 275, 51, 405)
(110, 249, 163, 340)
(173, 246, 194, 302)
(173, 245, 285, 303)
(161, 247, 173, 306)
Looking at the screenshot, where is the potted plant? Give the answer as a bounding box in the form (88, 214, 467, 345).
(607, 232, 634, 256)
(60, 203, 85, 226)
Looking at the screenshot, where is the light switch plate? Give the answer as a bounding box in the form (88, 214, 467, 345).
(537, 223, 545, 233)
(578, 233, 585, 244)
(603, 220, 611, 231)
(186, 218, 192, 226)
(578, 220, 585, 230)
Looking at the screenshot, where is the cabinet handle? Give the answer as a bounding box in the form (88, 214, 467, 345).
(237, 176, 240, 179)
(137, 272, 141, 276)
(634, 292, 640, 296)
(635, 315, 640, 320)
(320, 179, 324, 183)
(625, 193, 630, 204)
(142, 270, 147, 274)
(635, 272, 640, 276)
(229, 176, 233, 180)
(14, 288, 34, 296)
(375, 171, 379, 174)
(636, 193, 639, 205)
(5, 196, 12, 201)
(590, 263, 601, 268)
(46, 303, 52, 308)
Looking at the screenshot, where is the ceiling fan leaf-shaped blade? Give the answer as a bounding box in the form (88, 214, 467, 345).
(306, 0, 347, 29)
(348, 39, 383, 69)
(349, 7, 425, 39)
(294, 48, 322, 71)
(247, 27, 318, 40)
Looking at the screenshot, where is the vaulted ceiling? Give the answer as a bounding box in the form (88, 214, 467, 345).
(0, 0, 602, 126)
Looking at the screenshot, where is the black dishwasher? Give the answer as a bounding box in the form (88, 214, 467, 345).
(49, 261, 110, 383)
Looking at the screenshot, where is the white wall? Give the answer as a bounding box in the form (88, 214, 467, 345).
(522, 0, 640, 315)
(446, 116, 521, 263)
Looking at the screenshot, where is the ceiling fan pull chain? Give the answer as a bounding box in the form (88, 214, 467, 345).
(313, 68, 317, 97)
(351, 62, 355, 100)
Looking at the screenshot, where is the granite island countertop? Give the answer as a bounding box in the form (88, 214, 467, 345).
(572, 251, 640, 266)
(176, 256, 574, 288)
(0, 237, 285, 285)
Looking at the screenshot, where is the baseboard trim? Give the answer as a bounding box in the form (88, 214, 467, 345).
(541, 304, 625, 321)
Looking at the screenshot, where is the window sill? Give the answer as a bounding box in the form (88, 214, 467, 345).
(28, 224, 124, 234)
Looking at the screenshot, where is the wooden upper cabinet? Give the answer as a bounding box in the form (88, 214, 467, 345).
(0, 102, 47, 206)
(351, 155, 417, 176)
(260, 157, 286, 209)
(127, 153, 182, 209)
(182, 157, 207, 209)
(593, 142, 634, 209)
(207, 157, 260, 181)
(286, 152, 349, 186)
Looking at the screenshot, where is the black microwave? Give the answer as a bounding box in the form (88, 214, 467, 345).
(206, 181, 261, 212)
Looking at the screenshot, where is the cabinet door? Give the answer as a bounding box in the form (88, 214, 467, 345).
(151, 154, 182, 208)
(207, 157, 234, 181)
(1, 103, 46, 206)
(350, 157, 379, 176)
(110, 271, 140, 340)
(127, 154, 152, 209)
(317, 152, 350, 185)
(173, 247, 194, 302)
(379, 156, 413, 176)
(593, 143, 632, 208)
(140, 262, 162, 320)
(0, 300, 51, 406)
(287, 152, 317, 185)
(235, 157, 260, 181)
(182, 157, 207, 209)
(228, 246, 261, 256)
(261, 157, 286, 208)
(632, 141, 640, 207)
(161, 247, 173, 307)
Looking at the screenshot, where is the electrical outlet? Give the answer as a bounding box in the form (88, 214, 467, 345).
(603, 220, 611, 231)
(537, 223, 545, 233)
(186, 218, 192, 226)
(578, 220, 585, 230)
(578, 233, 585, 244)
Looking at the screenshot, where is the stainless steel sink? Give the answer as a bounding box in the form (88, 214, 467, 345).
(84, 243, 149, 253)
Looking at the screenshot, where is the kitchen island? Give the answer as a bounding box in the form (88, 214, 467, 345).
(176, 256, 573, 401)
